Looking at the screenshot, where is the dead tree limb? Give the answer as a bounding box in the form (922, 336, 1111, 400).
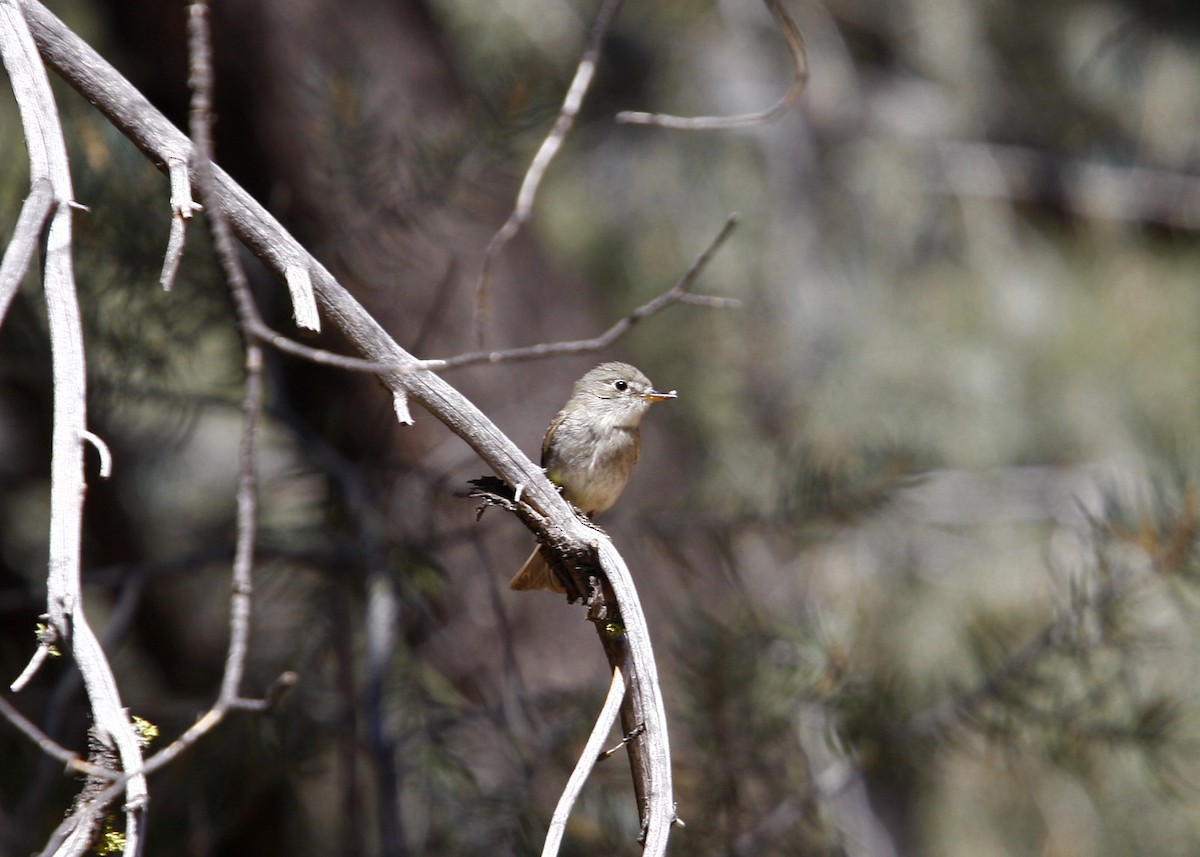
(0, 3, 147, 855)
(19, 2, 678, 851)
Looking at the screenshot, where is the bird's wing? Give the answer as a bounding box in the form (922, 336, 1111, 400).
(540, 409, 568, 468)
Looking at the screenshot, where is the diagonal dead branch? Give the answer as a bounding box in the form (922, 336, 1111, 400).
(0, 694, 119, 779)
(245, 315, 444, 374)
(0, 5, 148, 856)
(616, 0, 807, 131)
(473, 0, 624, 342)
(23, 3, 678, 851)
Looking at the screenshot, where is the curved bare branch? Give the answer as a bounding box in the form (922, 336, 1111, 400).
(543, 666, 627, 856)
(0, 5, 148, 856)
(473, 0, 624, 341)
(21, 2, 679, 851)
(616, 0, 807, 131)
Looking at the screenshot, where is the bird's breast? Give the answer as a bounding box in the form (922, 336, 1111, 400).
(547, 424, 641, 516)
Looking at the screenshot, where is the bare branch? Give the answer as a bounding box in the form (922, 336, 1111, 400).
(27, 670, 303, 857)
(159, 156, 201, 291)
(464, 479, 680, 851)
(616, 0, 808, 131)
(160, 216, 186, 292)
(0, 695, 116, 778)
(225, 669, 300, 713)
(543, 666, 627, 857)
(128, 670, 297, 777)
(251, 208, 736, 375)
(10, 638, 52, 692)
(23, 4, 679, 849)
(0, 5, 148, 855)
(166, 156, 201, 218)
(0, 177, 54, 324)
(245, 315, 444, 374)
(442, 213, 740, 371)
(473, 0, 624, 341)
(186, 0, 263, 711)
(590, 546, 677, 850)
(37, 774, 126, 857)
(598, 722, 645, 762)
(36, 5, 311, 802)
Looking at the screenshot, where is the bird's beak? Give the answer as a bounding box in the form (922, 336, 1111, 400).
(642, 389, 678, 403)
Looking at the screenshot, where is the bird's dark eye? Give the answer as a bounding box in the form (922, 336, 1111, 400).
(613, 379, 629, 392)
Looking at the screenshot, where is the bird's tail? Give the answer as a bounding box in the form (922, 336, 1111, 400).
(509, 547, 566, 593)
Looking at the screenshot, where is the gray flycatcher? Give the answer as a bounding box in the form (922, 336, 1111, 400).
(509, 361, 677, 593)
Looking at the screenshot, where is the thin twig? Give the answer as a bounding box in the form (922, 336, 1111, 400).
(37, 775, 125, 857)
(598, 722, 645, 761)
(473, 0, 624, 342)
(43, 5, 314, 807)
(34, 7, 290, 818)
(0, 176, 55, 325)
(10, 641, 52, 692)
(246, 316, 444, 374)
(80, 430, 112, 478)
(186, 0, 262, 711)
(160, 215, 186, 291)
(444, 213, 740, 371)
(542, 666, 627, 857)
(0, 695, 116, 778)
(616, 0, 807, 131)
(159, 156, 201, 291)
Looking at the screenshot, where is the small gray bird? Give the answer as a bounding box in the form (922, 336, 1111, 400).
(510, 362, 677, 593)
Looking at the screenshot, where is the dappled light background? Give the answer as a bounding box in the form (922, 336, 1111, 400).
(3, 0, 1200, 854)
